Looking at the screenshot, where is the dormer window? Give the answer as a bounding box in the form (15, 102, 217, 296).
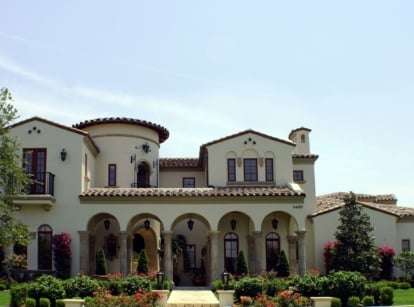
(244, 158, 258, 181)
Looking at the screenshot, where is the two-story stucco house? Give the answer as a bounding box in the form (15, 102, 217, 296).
(6, 116, 414, 285)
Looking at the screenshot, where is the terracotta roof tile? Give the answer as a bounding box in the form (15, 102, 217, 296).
(80, 186, 304, 199)
(312, 192, 414, 218)
(159, 158, 200, 168)
(73, 117, 170, 143)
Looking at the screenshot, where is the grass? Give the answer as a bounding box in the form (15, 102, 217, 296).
(0, 288, 412, 307)
(393, 288, 414, 305)
(0, 290, 9, 307)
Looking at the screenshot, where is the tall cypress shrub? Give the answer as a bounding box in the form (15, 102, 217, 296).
(137, 249, 149, 274)
(95, 248, 107, 275)
(236, 250, 248, 276)
(277, 250, 290, 277)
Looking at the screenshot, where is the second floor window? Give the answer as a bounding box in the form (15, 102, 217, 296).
(402, 239, 411, 251)
(183, 177, 195, 188)
(265, 158, 274, 181)
(108, 164, 117, 186)
(227, 159, 236, 182)
(244, 158, 257, 181)
(23, 148, 47, 194)
(293, 170, 304, 182)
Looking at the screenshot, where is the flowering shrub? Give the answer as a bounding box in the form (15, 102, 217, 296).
(378, 245, 395, 280)
(52, 232, 72, 279)
(277, 287, 310, 307)
(91, 287, 159, 307)
(323, 240, 337, 273)
(2, 253, 27, 269)
(240, 295, 253, 306)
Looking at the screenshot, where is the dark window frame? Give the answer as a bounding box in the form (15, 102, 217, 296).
(183, 177, 195, 188)
(244, 158, 258, 181)
(265, 158, 274, 181)
(402, 239, 411, 251)
(38, 224, 52, 270)
(224, 232, 239, 274)
(227, 158, 236, 182)
(108, 164, 117, 186)
(293, 170, 304, 181)
(265, 232, 280, 271)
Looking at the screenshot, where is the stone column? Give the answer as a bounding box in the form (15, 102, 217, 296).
(288, 235, 298, 275)
(120, 231, 128, 276)
(209, 231, 220, 282)
(78, 231, 89, 275)
(162, 231, 173, 280)
(253, 231, 264, 274)
(295, 230, 306, 276)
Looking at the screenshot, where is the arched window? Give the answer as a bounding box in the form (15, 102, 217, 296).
(137, 162, 150, 187)
(224, 232, 238, 274)
(38, 224, 52, 270)
(265, 232, 280, 271)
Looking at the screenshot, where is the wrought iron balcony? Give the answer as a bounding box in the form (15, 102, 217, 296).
(26, 172, 55, 196)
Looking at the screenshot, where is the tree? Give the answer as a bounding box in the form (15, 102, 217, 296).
(394, 251, 414, 280)
(277, 250, 290, 277)
(137, 249, 149, 274)
(330, 192, 380, 277)
(236, 250, 248, 276)
(95, 248, 107, 275)
(0, 88, 32, 251)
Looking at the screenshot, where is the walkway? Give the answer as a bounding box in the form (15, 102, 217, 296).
(167, 289, 220, 307)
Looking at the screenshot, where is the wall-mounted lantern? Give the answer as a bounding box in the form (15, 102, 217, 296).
(142, 143, 151, 154)
(230, 217, 237, 230)
(60, 148, 67, 161)
(144, 219, 150, 230)
(272, 218, 278, 229)
(104, 219, 110, 230)
(187, 217, 194, 231)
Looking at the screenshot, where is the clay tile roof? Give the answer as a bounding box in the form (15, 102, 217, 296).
(312, 192, 414, 218)
(73, 117, 170, 143)
(79, 186, 304, 199)
(159, 158, 200, 168)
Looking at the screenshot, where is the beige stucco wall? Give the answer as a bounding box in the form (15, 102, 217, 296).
(206, 132, 295, 187)
(159, 169, 206, 187)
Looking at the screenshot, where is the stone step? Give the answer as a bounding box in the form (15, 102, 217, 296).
(167, 290, 220, 307)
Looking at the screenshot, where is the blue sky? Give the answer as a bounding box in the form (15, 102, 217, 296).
(1, 1, 413, 206)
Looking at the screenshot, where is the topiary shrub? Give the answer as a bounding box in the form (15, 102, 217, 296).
(55, 299, 65, 307)
(277, 250, 290, 277)
(39, 297, 51, 307)
(236, 250, 249, 276)
(291, 271, 328, 297)
(331, 297, 342, 307)
(121, 274, 152, 295)
(347, 296, 360, 307)
(10, 282, 28, 307)
(63, 275, 100, 298)
(380, 286, 393, 306)
(137, 249, 149, 274)
(25, 297, 36, 307)
(361, 295, 375, 306)
(325, 271, 366, 306)
(95, 248, 107, 275)
(234, 277, 263, 300)
(27, 275, 65, 307)
(399, 281, 411, 289)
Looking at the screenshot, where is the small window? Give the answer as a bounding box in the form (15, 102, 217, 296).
(183, 177, 195, 188)
(265, 158, 274, 181)
(293, 170, 304, 182)
(108, 164, 117, 186)
(301, 134, 306, 143)
(244, 158, 258, 181)
(402, 239, 411, 251)
(227, 159, 236, 182)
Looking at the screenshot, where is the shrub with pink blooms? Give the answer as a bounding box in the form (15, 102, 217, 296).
(52, 232, 72, 279)
(378, 245, 396, 280)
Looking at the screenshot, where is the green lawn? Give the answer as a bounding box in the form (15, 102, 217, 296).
(0, 288, 413, 306)
(0, 290, 9, 307)
(393, 288, 414, 305)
